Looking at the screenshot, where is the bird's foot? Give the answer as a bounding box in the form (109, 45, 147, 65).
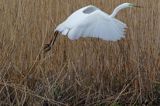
(43, 44, 51, 53)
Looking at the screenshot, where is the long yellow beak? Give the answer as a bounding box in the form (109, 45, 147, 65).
(134, 5, 142, 8)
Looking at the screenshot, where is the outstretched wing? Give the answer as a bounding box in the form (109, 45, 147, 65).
(55, 5, 99, 34)
(68, 10, 127, 41)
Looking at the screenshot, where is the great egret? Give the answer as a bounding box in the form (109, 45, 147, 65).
(44, 3, 140, 52)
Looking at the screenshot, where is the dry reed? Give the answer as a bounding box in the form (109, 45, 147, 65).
(0, 0, 160, 105)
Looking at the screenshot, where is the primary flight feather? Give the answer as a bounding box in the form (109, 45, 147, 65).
(44, 3, 140, 52)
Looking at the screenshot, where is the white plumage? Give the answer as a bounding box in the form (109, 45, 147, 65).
(44, 3, 139, 52)
(55, 3, 138, 41)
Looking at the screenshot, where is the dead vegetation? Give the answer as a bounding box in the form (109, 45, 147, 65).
(0, 0, 160, 105)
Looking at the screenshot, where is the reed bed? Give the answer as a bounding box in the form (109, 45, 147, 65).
(0, 0, 160, 105)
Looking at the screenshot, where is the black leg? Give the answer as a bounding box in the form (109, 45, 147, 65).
(43, 31, 59, 53)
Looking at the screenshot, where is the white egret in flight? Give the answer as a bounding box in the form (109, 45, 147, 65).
(44, 3, 140, 52)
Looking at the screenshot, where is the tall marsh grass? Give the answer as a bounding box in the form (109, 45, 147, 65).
(0, 0, 160, 105)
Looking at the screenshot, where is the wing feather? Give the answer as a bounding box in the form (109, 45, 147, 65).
(68, 10, 127, 41)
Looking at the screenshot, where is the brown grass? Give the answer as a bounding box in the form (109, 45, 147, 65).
(0, 0, 160, 105)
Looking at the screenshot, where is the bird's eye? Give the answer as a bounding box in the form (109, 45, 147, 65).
(129, 3, 135, 7)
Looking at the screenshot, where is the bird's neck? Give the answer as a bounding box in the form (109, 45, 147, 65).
(110, 5, 128, 18)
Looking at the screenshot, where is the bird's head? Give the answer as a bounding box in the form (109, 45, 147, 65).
(110, 2, 141, 17)
(124, 3, 141, 8)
